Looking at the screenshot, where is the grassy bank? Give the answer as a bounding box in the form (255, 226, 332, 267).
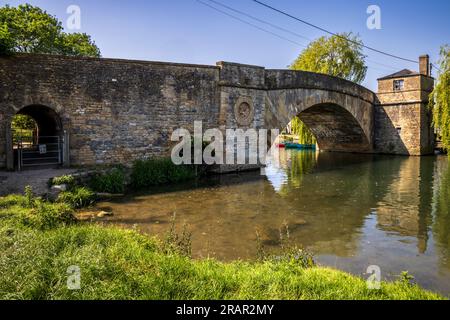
(50, 159, 200, 196)
(0, 193, 445, 300)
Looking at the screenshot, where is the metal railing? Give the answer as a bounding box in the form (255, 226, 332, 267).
(17, 136, 63, 170)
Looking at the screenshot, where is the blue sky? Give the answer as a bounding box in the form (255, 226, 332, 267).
(3, 0, 449, 90)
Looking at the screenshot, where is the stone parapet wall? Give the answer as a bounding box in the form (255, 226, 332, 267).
(265, 69, 376, 103)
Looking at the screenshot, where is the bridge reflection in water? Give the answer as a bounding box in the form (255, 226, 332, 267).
(92, 150, 450, 295)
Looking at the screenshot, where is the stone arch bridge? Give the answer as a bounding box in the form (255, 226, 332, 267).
(0, 54, 431, 170)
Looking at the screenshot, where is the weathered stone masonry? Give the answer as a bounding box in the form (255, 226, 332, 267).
(375, 56, 434, 155)
(0, 54, 220, 168)
(0, 54, 434, 169)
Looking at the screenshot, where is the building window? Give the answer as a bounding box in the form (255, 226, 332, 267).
(393, 80, 404, 91)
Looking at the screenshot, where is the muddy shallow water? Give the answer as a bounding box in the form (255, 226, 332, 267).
(91, 150, 450, 295)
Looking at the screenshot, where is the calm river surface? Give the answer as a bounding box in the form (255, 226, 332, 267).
(94, 150, 450, 295)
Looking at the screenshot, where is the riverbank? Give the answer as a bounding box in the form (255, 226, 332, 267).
(0, 168, 78, 196)
(0, 193, 444, 300)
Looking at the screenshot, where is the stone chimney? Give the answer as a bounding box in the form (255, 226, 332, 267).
(419, 54, 430, 77)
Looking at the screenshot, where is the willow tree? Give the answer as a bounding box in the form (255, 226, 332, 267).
(289, 32, 367, 144)
(429, 45, 450, 151)
(290, 116, 316, 145)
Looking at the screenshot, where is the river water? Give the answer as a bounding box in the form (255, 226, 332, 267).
(93, 150, 450, 295)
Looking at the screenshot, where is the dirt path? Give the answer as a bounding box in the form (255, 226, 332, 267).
(0, 168, 78, 196)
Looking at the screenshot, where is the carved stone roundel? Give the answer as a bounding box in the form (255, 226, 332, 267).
(234, 97, 255, 126)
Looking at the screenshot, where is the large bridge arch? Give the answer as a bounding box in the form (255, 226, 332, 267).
(298, 103, 370, 152)
(264, 87, 375, 152)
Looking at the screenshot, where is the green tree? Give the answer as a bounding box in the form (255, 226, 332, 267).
(0, 22, 13, 55)
(289, 32, 367, 144)
(58, 33, 100, 57)
(0, 4, 100, 57)
(429, 45, 450, 151)
(11, 114, 36, 144)
(290, 32, 367, 83)
(12, 114, 36, 131)
(290, 116, 316, 145)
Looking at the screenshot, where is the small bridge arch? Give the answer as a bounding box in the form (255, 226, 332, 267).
(16, 104, 64, 137)
(6, 103, 67, 169)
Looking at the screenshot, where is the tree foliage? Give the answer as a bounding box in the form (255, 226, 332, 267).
(290, 116, 316, 145)
(57, 33, 100, 57)
(11, 114, 36, 144)
(11, 114, 36, 131)
(0, 4, 100, 57)
(288, 32, 367, 144)
(290, 32, 367, 84)
(0, 21, 13, 55)
(430, 45, 450, 151)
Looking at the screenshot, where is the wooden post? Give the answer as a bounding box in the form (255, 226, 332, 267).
(5, 125, 13, 171)
(63, 130, 70, 167)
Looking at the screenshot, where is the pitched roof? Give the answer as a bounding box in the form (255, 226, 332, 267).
(377, 69, 418, 80)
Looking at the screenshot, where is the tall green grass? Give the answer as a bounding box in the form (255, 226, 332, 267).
(0, 193, 75, 230)
(57, 187, 95, 209)
(89, 167, 126, 194)
(130, 158, 196, 189)
(49, 158, 199, 195)
(51, 175, 76, 187)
